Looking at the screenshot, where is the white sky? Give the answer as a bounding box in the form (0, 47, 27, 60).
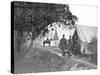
(69, 5, 97, 27)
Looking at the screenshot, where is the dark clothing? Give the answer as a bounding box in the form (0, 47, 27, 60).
(72, 41, 81, 56)
(68, 38, 73, 56)
(61, 50, 66, 57)
(68, 39, 72, 49)
(59, 38, 68, 57)
(59, 38, 68, 49)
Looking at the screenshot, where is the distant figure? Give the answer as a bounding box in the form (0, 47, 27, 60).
(68, 36, 73, 56)
(59, 34, 68, 57)
(43, 37, 52, 47)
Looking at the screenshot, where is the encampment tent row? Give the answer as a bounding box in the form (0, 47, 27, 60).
(34, 22, 97, 47)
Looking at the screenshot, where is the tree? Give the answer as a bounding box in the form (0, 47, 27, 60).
(13, 1, 78, 52)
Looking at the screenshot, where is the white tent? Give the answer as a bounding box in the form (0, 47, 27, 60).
(49, 23, 97, 45)
(74, 25, 97, 54)
(34, 22, 75, 46)
(33, 22, 97, 47)
(76, 25, 97, 43)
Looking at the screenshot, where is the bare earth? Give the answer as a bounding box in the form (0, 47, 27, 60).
(14, 46, 97, 74)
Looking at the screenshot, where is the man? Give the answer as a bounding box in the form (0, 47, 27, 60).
(72, 35, 81, 56)
(72, 35, 78, 56)
(68, 36, 73, 56)
(59, 34, 68, 57)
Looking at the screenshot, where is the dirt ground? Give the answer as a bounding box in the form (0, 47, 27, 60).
(14, 46, 97, 74)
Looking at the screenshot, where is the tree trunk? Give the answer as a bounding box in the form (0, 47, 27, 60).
(23, 33, 36, 56)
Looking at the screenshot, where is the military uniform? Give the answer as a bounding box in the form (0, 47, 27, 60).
(59, 38, 68, 57)
(68, 38, 73, 56)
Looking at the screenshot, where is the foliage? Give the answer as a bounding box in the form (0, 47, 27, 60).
(13, 1, 78, 40)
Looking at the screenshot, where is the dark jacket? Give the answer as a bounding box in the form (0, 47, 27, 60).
(59, 38, 68, 49)
(68, 38, 72, 49)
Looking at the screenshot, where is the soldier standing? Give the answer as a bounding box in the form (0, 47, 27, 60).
(67, 36, 73, 56)
(59, 34, 68, 57)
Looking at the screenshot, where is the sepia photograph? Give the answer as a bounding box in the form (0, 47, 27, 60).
(11, 1, 97, 74)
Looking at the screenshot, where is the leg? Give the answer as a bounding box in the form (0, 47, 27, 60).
(67, 49, 71, 57)
(62, 49, 66, 57)
(70, 47, 73, 56)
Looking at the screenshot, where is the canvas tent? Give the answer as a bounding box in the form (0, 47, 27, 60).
(41, 22, 76, 46)
(53, 30, 59, 47)
(76, 25, 97, 43)
(33, 22, 75, 46)
(73, 25, 97, 54)
(33, 22, 97, 47)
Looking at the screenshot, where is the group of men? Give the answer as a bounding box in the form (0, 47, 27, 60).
(59, 34, 81, 57)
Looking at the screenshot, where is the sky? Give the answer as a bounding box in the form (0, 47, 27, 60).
(69, 5, 97, 27)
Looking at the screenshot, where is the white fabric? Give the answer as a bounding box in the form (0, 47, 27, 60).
(34, 22, 97, 46)
(76, 25, 97, 43)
